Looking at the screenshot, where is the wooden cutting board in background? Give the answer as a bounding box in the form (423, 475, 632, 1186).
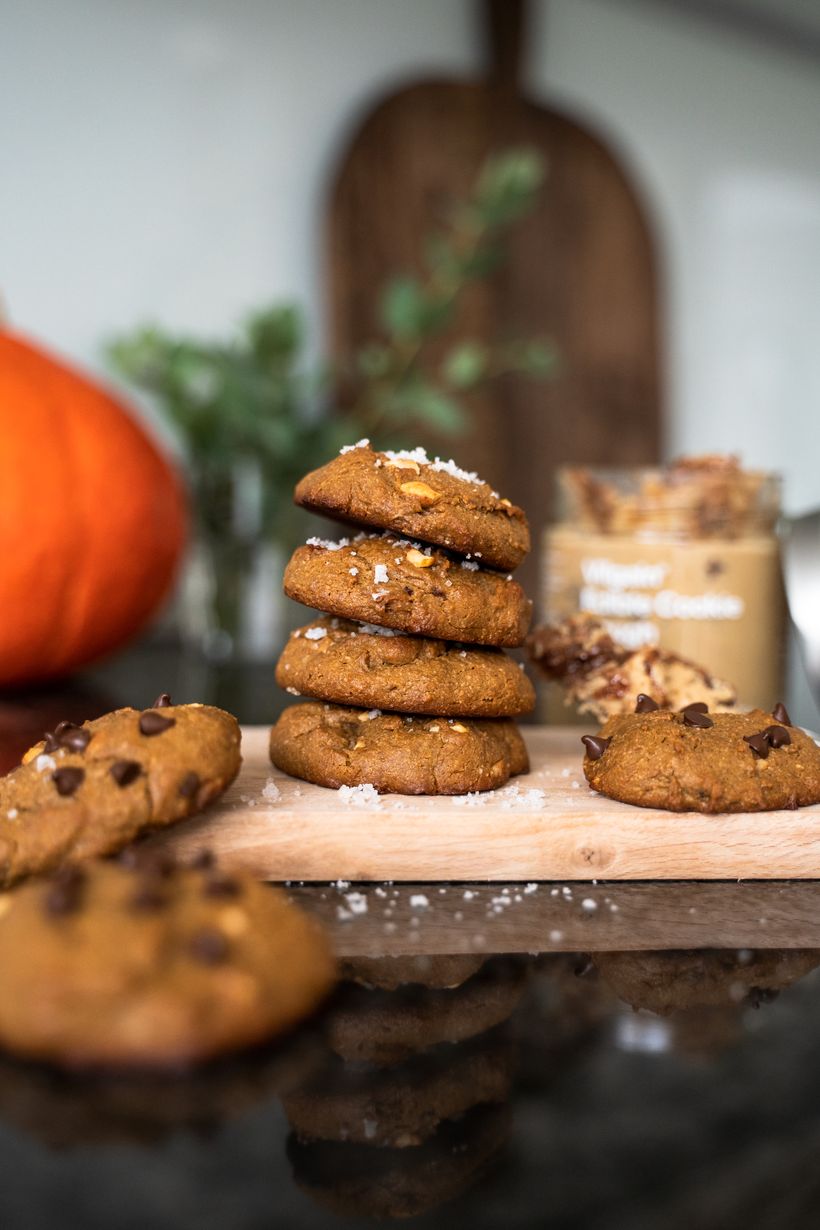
(327, 0, 663, 598)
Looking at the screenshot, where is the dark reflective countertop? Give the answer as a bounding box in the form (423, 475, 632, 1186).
(3, 650, 820, 1228)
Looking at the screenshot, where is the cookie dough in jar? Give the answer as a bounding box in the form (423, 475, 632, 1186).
(543, 457, 784, 709)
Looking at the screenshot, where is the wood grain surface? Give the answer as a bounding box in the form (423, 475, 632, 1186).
(327, 0, 663, 599)
(153, 726, 820, 885)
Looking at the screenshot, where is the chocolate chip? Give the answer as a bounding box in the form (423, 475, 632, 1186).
(203, 874, 241, 899)
(764, 724, 791, 748)
(681, 702, 709, 714)
(681, 704, 714, 729)
(635, 693, 660, 713)
(581, 735, 611, 761)
(52, 767, 85, 797)
(59, 726, 92, 753)
(189, 849, 215, 871)
(128, 883, 169, 912)
(139, 711, 176, 737)
(431, 587, 445, 597)
(744, 732, 770, 759)
(43, 732, 61, 753)
(772, 702, 793, 727)
(178, 771, 200, 799)
(188, 928, 230, 965)
(152, 693, 173, 708)
(43, 865, 86, 917)
(706, 559, 724, 577)
(119, 846, 175, 878)
(110, 760, 141, 787)
(403, 586, 413, 595)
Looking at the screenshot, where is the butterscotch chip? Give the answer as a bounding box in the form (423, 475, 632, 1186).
(293, 442, 530, 571)
(582, 706, 820, 813)
(269, 703, 529, 795)
(284, 535, 532, 648)
(276, 618, 535, 718)
(0, 860, 335, 1068)
(0, 703, 242, 888)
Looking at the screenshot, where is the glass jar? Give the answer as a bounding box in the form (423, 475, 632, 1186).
(542, 458, 785, 710)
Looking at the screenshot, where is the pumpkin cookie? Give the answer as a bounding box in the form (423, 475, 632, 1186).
(294, 441, 530, 571)
(283, 534, 532, 648)
(277, 617, 535, 717)
(582, 702, 820, 813)
(0, 856, 336, 1068)
(0, 698, 241, 886)
(269, 703, 529, 795)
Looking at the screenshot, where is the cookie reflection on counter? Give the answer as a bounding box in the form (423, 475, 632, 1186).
(283, 954, 524, 1218)
(594, 949, 820, 1058)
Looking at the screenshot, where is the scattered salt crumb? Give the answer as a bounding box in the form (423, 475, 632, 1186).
(473, 934, 487, 947)
(463, 890, 476, 900)
(349, 567, 359, 576)
(337, 907, 353, 921)
(285, 686, 300, 695)
(358, 622, 399, 637)
(460, 560, 479, 571)
(452, 792, 489, 807)
(371, 589, 389, 600)
(497, 784, 546, 810)
(524, 883, 538, 894)
(373, 563, 389, 584)
(609, 903, 619, 913)
(549, 929, 564, 942)
(561, 768, 571, 778)
(362, 709, 381, 720)
(344, 892, 368, 915)
(6, 809, 18, 820)
(338, 784, 381, 808)
(304, 626, 327, 641)
(340, 438, 369, 454)
(581, 898, 598, 911)
(306, 536, 350, 551)
(410, 894, 429, 908)
(35, 754, 56, 773)
(261, 780, 281, 804)
(374, 887, 387, 898)
(333, 879, 351, 890)
(571, 781, 580, 790)
(454, 911, 464, 921)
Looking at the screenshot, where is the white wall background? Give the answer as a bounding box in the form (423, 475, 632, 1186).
(4, 0, 819, 716)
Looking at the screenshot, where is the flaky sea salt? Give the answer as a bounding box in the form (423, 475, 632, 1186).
(373, 564, 389, 584)
(6, 809, 18, 820)
(358, 622, 399, 637)
(35, 754, 56, 773)
(371, 589, 388, 600)
(452, 792, 489, 807)
(581, 898, 598, 911)
(304, 626, 327, 641)
(410, 894, 429, 908)
(349, 567, 359, 576)
(338, 783, 381, 808)
(306, 536, 350, 551)
(460, 560, 479, 571)
(497, 785, 546, 810)
(340, 438, 369, 453)
(261, 779, 281, 804)
(344, 892, 368, 915)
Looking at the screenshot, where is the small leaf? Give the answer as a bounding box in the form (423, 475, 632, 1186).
(381, 277, 428, 340)
(443, 341, 487, 389)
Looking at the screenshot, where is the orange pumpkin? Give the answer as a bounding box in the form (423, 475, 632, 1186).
(0, 328, 187, 685)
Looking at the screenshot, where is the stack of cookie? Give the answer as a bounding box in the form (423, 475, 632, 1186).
(270, 441, 535, 795)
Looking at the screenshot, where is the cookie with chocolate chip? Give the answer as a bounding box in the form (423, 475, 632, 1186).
(582, 703, 820, 813)
(283, 535, 532, 648)
(294, 441, 530, 571)
(269, 703, 529, 795)
(276, 618, 535, 717)
(0, 700, 241, 886)
(0, 858, 335, 1067)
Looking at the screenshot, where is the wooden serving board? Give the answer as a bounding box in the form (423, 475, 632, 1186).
(154, 727, 820, 883)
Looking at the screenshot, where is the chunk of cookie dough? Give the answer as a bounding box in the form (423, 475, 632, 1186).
(582, 703, 820, 813)
(294, 441, 530, 571)
(284, 535, 532, 648)
(269, 703, 529, 795)
(0, 856, 336, 1068)
(277, 618, 535, 717)
(0, 699, 241, 886)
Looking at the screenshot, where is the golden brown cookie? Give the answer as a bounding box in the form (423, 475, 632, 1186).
(284, 534, 532, 648)
(277, 618, 535, 717)
(269, 703, 529, 795)
(581, 703, 820, 813)
(294, 441, 530, 571)
(0, 857, 336, 1068)
(0, 699, 242, 887)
